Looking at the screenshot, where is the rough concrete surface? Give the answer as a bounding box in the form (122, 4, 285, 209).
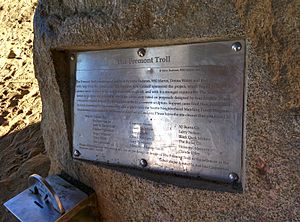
(33, 0, 299, 221)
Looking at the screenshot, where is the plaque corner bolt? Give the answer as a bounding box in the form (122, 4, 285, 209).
(140, 159, 148, 167)
(228, 172, 239, 182)
(73, 149, 81, 157)
(70, 54, 75, 61)
(231, 42, 242, 52)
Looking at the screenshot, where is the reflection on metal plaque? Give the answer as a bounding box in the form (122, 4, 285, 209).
(72, 40, 246, 184)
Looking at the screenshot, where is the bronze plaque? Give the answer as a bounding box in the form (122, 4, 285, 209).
(72, 40, 246, 184)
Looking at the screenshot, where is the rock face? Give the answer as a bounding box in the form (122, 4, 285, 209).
(33, 1, 299, 221)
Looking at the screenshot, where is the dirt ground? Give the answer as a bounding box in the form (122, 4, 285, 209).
(0, 0, 50, 221)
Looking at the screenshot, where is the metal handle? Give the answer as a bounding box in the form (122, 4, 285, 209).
(28, 174, 65, 215)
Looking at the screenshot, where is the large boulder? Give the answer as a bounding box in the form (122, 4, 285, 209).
(33, 1, 299, 221)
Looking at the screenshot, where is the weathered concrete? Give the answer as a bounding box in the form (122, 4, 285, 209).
(33, 0, 299, 221)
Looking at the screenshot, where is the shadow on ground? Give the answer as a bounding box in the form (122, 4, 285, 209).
(0, 122, 50, 222)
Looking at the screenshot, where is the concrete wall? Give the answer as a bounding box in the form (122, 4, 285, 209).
(33, 1, 299, 221)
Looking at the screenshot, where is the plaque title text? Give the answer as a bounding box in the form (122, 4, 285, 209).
(117, 56, 171, 65)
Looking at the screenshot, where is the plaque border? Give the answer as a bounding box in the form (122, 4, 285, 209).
(68, 40, 247, 192)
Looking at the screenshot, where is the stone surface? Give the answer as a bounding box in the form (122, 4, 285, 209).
(33, 0, 299, 221)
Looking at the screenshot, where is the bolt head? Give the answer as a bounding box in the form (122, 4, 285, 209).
(232, 42, 242, 52)
(140, 159, 148, 167)
(73, 150, 81, 157)
(147, 67, 153, 73)
(228, 172, 239, 182)
(137, 48, 146, 57)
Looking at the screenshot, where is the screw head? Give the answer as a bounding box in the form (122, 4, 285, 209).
(231, 42, 242, 52)
(137, 48, 146, 57)
(147, 67, 153, 73)
(73, 150, 81, 157)
(70, 55, 75, 61)
(140, 159, 148, 167)
(228, 172, 239, 182)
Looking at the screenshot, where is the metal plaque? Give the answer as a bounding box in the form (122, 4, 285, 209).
(72, 40, 245, 184)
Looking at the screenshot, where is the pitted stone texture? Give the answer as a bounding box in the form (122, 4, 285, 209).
(34, 1, 299, 221)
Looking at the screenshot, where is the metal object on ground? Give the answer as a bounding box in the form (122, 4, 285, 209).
(72, 40, 246, 185)
(28, 174, 65, 214)
(4, 174, 98, 222)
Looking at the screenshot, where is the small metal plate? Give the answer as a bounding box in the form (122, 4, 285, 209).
(72, 40, 245, 184)
(4, 175, 88, 222)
